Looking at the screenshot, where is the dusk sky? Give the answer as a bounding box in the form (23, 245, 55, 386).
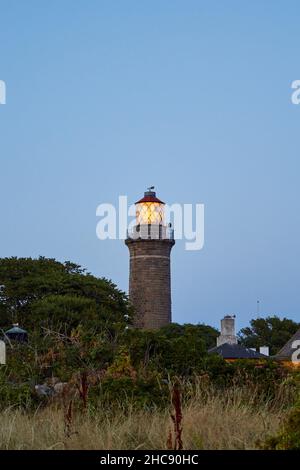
(1, 1, 299, 331)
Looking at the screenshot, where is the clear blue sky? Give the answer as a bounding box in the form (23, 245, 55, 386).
(0, 1, 299, 330)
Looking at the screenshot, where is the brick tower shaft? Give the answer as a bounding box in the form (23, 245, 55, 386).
(125, 238, 175, 328)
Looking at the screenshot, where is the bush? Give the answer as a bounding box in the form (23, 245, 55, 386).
(259, 373, 300, 449)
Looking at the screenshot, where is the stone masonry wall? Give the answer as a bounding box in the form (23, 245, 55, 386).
(125, 239, 175, 329)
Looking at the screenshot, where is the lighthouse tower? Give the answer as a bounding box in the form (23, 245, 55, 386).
(125, 188, 175, 329)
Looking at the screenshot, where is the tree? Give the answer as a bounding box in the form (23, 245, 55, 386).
(0, 257, 131, 333)
(238, 316, 300, 355)
(159, 323, 219, 350)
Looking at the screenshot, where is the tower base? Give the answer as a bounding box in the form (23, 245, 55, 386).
(125, 238, 175, 329)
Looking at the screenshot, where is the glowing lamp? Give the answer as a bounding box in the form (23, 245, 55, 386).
(135, 188, 165, 226)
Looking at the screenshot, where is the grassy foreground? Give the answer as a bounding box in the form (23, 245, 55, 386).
(0, 386, 285, 450)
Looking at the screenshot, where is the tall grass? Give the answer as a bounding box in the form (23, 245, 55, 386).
(0, 383, 286, 450)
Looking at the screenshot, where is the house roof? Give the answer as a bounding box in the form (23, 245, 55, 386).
(275, 328, 300, 359)
(208, 343, 268, 359)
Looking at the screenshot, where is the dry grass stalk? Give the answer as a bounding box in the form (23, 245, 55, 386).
(64, 400, 73, 439)
(169, 381, 183, 450)
(0, 385, 286, 450)
(166, 429, 173, 450)
(76, 370, 89, 411)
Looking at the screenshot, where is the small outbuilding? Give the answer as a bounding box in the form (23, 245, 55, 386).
(5, 324, 28, 343)
(208, 315, 269, 361)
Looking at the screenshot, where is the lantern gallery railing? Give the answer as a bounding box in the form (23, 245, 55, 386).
(127, 224, 174, 241)
(96, 191, 205, 250)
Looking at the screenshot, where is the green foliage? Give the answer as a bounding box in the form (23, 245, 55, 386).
(0, 256, 298, 417)
(238, 316, 300, 355)
(123, 323, 217, 375)
(0, 257, 133, 409)
(0, 375, 33, 408)
(158, 323, 219, 350)
(91, 374, 169, 410)
(260, 392, 300, 449)
(265, 407, 300, 449)
(0, 352, 37, 409)
(197, 354, 289, 400)
(31, 295, 99, 333)
(86, 347, 168, 409)
(0, 256, 131, 331)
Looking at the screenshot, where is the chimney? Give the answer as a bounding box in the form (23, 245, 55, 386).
(259, 346, 269, 356)
(217, 315, 238, 346)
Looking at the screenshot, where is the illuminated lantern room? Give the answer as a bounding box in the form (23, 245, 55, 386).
(135, 187, 165, 226)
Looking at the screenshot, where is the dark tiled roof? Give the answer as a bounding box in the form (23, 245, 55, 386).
(135, 195, 165, 204)
(275, 328, 300, 359)
(208, 343, 268, 359)
(135, 191, 165, 205)
(5, 326, 27, 334)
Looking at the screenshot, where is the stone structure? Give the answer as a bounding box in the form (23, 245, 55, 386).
(125, 188, 175, 329)
(210, 315, 269, 360)
(216, 315, 238, 346)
